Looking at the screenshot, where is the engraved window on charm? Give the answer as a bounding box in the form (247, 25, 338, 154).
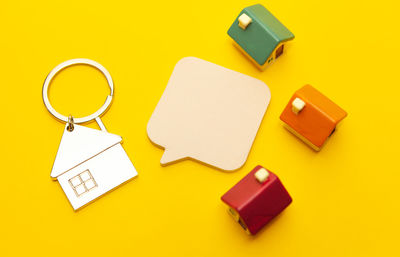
(69, 170, 97, 197)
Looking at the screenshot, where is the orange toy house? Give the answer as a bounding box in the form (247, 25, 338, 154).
(280, 85, 347, 151)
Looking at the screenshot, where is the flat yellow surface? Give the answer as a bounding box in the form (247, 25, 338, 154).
(1, 0, 399, 256)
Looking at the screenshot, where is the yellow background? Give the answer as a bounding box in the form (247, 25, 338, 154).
(1, 0, 399, 256)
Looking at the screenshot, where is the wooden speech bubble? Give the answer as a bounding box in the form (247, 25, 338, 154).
(147, 57, 271, 171)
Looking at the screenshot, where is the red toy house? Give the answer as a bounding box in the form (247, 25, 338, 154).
(221, 165, 292, 235)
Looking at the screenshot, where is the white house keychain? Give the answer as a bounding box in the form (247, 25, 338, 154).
(42, 58, 138, 210)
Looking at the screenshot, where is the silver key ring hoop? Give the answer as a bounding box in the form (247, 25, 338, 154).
(42, 58, 114, 124)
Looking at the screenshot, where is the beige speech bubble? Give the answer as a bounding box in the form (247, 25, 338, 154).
(147, 57, 271, 171)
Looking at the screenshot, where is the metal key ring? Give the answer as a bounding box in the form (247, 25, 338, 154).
(42, 58, 114, 124)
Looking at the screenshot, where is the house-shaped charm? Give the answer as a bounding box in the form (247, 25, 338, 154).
(51, 123, 138, 210)
(280, 85, 347, 151)
(228, 4, 294, 70)
(221, 165, 292, 235)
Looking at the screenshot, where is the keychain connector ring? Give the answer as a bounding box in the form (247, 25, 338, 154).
(42, 58, 114, 124)
(67, 115, 74, 132)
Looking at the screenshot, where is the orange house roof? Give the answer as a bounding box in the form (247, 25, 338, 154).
(280, 85, 347, 149)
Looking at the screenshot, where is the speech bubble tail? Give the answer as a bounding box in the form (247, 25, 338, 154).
(160, 149, 186, 165)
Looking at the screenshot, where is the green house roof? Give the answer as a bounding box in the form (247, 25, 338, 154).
(228, 4, 294, 66)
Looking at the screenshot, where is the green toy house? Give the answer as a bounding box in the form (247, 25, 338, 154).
(228, 4, 294, 70)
